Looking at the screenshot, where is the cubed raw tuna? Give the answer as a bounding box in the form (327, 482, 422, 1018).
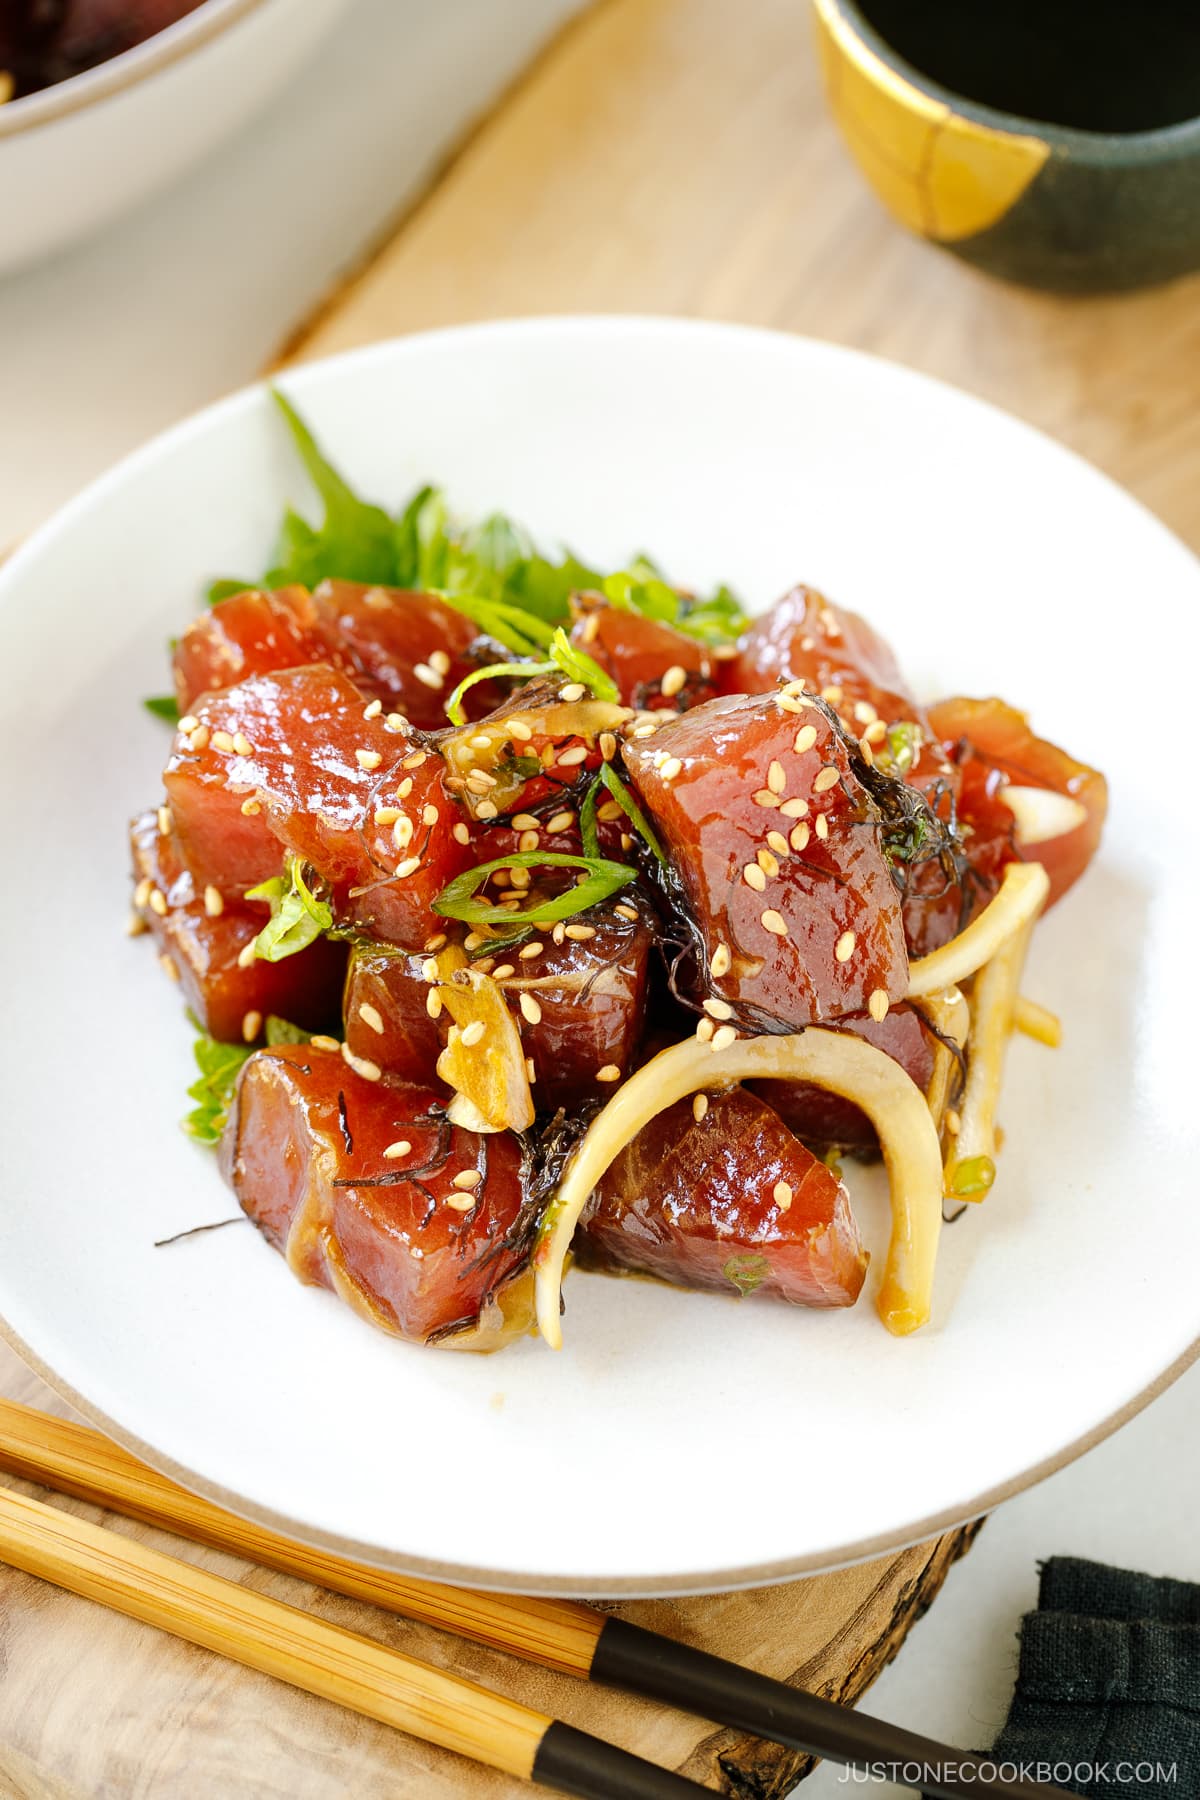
(569, 600, 714, 712)
(172, 587, 351, 714)
(722, 585, 918, 730)
(310, 581, 492, 729)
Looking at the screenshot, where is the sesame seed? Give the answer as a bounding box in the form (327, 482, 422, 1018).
(157, 804, 172, 837)
(615, 904, 640, 922)
(693, 1094, 709, 1123)
(519, 992, 542, 1024)
(820, 685, 843, 705)
(557, 745, 589, 767)
(134, 878, 152, 908)
(393, 817, 414, 850)
(565, 924, 596, 940)
(800, 636, 816, 652)
(386, 712, 407, 731)
(414, 662, 443, 689)
(596, 1064, 622, 1082)
(767, 759, 787, 793)
(148, 887, 168, 916)
(598, 799, 623, 822)
(402, 750, 428, 770)
(756, 848, 780, 878)
(703, 997, 734, 1020)
(600, 732, 617, 762)
(815, 813, 829, 841)
(466, 769, 497, 793)
(945, 1108, 962, 1135)
(632, 723, 658, 738)
(660, 664, 687, 698)
(581, 613, 600, 643)
(241, 797, 261, 816)
(793, 725, 818, 754)
(233, 731, 255, 756)
(790, 822, 811, 852)
(375, 806, 401, 825)
(506, 718, 533, 742)
(780, 796, 810, 818)
(159, 954, 180, 982)
(519, 941, 544, 959)
(865, 719, 888, 745)
(547, 810, 575, 834)
(357, 1002, 385, 1035)
(552, 922, 566, 945)
(342, 1044, 382, 1081)
(203, 885, 224, 917)
(526, 1056, 537, 1082)
(659, 756, 683, 781)
(766, 830, 789, 856)
(868, 988, 890, 1022)
(242, 1010, 262, 1043)
(710, 942, 731, 977)
(475, 800, 498, 820)
(559, 682, 586, 703)
(773, 1181, 793, 1212)
(363, 699, 383, 720)
(696, 1017, 715, 1042)
(813, 766, 841, 793)
(453, 1168, 483, 1189)
(752, 789, 781, 808)
(835, 930, 856, 963)
(426, 990, 443, 1019)
(517, 828, 539, 853)
(211, 730, 235, 753)
(452, 822, 471, 845)
(761, 909, 788, 937)
(421, 803, 439, 827)
(469, 735, 492, 751)
(854, 700, 878, 725)
(711, 1024, 737, 1052)
(460, 1020, 487, 1047)
(492, 963, 515, 980)
(444, 1193, 475, 1212)
(429, 650, 452, 675)
(187, 725, 210, 752)
(383, 1140, 411, 1159)
(310, 1034, 340, 1052)
(424, 933, 447, 951)
(356, 749, 382, 771)
(780, 679, 808, 697)
(422, 957, 442, 982)
(859, 739, 875, 767)
(395, 855, 422, 878)
(620, 833, 633, 852)
(397, 777, 414, 799)
(178, 715, 199, 735)
(510, 867, 532, 891)
(126, 911, 148, 937)
(743, 864, 767, 892)
(512, 813, 539, 831)
(236, 941, 258, 969)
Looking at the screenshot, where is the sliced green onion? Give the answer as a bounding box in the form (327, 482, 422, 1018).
(433, 851, 636, 927)
(548, 627, 618, 702)
(598, 762, 665, 863)
(143, 694, 180, 723)
(437, 591, 556, 655)
(579, 776, 602, 860)
(245, 856, 333, 962)
(445, 660, 556, 727)
(946, 1154, 996, 1199)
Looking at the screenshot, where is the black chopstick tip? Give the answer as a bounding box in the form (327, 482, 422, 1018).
(532, 1721, 705, 1799)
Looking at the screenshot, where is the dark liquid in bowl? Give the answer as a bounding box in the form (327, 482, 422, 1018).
(855, 0, 1200, 134)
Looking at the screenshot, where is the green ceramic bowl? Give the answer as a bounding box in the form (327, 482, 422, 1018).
(812, 0, 1200, 292)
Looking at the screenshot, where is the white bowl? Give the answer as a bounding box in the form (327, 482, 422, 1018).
(0, 318, 1197, 1595)
(0, 0, 350, 273)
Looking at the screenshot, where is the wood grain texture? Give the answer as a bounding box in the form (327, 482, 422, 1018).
(289, 0, 1200, 552)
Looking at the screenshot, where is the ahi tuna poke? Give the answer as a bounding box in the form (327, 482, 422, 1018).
(130, 394, 1106, 1352)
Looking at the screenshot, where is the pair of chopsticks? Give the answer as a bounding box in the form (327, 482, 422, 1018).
(0, 1399, 1077, 1799)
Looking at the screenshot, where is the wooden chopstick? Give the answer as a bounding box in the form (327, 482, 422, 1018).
(0, 1400, 1078, 1799)
(0, 1479, 704, 1799)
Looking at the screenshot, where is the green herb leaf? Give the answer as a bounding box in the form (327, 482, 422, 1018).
(183, 1022, 253, 1145)
(206, 577, 256, 607)
(266, 390, 398, 587)
(143, 694, 180, 724)
(598, 762, 665, 863)
(444, 659, 556, 727)
(265, 1015, 312, 1046)
(723, 1252, 771, 1297)
(245, 855, 333, 962)
(433, 851, 636, 928)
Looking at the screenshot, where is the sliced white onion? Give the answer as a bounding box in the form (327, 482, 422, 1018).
(906, 861, 1049, 999)
(999, 784, 1088, 847)
(915, 985, 969, 1132)
(1013, 994, 1062, 1048)
(948, 919, 1035, 1200)
(533, 1029, 946, 1348)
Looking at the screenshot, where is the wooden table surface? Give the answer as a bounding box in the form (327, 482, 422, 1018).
(4, 0, 1198, 1792)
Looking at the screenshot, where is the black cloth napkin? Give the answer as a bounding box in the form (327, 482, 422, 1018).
(986, 1556, 1199, 1796)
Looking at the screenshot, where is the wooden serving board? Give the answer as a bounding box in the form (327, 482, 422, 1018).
(7, 0, 1199, 1788)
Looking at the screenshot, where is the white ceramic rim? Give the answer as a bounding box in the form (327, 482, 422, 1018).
(2, 315, 1198, 1594)
(0, 0, 270, 139)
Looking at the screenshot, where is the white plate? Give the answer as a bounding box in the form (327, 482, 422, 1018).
(0, 318, 1196, 1596)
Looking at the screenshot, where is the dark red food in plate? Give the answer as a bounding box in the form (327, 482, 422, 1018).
(173, 587, 351, 715)
(130, 809, 345, 1042)
(221, 1046, 531, 1344)
(623, 691, 908, 1026)
(569, 599, 714, 712)
(310, 581, 491, 729)
(343, 902, 654, 1111)
(574, 1086, 868, 1308)
(722, 585, 919, 730)
(163, 665, 472, 946)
